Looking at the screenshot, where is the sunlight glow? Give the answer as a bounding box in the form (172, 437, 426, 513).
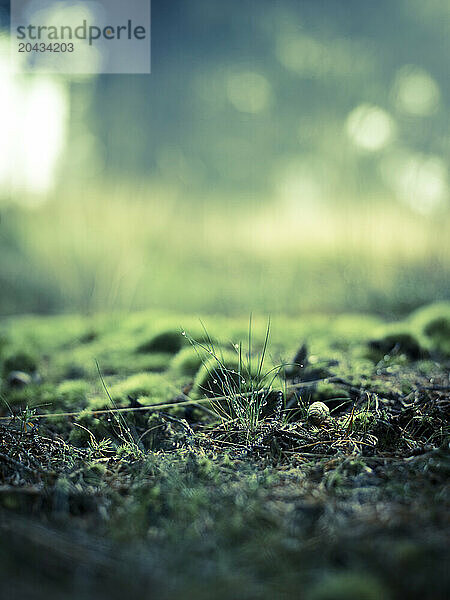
(393, 65, 440, 116)
(346, 104, 395, 152)
(380, 150, 448, 214)
(21, 78, 68, 194)
(0, 39, 68, 201)
(274, 155, 331, 216)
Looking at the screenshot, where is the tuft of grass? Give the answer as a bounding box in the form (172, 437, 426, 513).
(185, 319, 285, 437)
(1, 307, 449, 600)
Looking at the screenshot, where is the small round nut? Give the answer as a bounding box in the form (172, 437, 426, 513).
(307, 401, 330, 425)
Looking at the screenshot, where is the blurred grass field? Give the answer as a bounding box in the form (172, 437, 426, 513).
(1, 293, 449, 600)
(2, 182, 449, 316)
(1, 1, 449, 318)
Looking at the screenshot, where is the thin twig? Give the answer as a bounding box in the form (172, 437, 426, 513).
(0, 378, 339, 423)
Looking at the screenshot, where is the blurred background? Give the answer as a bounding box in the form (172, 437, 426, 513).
(0, 0, 448, 317)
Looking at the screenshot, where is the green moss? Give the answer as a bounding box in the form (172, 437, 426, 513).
(368, 378, 395, 397)
(68, 409, 107, 446)
(56, 379, 90, 409)
(79, 329, 98, 344)
(83, 461, 107, 485)
(170, 346, 209, 377)
(307, 572, 390, 600)
(96, 352, 172, 375)
(409, 302, 450, 330)
(68, 427, 89, 446)
(2, 351, 37, 376)
(311, 381, 350, 403)
(192, 351, 242, 399)
(137, 330, 186, 354)
(90, 372, 174, 409)
(4, 382, 57, 409)
(368, 330, 426, 360)
(0, 309, 448, 599)
(422, 315, 450, 356)
(423, 315, 450, 339)
(408, 302, 450, 356)
(63, 364, 87, 379)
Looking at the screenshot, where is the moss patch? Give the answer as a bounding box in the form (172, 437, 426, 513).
(90, 372, 175, 409)
(410, 303, 450, 356)
(2, 351, 38, 376)
(367, 330, 426, 360)
(0, 305, 449, 600)
(137, 330, 186, 354)
(170, 346, 209, 377)
(308, 381, 351, 406)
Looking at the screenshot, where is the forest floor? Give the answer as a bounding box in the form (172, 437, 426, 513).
(0, 304, 449, 600)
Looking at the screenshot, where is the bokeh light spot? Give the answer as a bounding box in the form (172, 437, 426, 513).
(380, 150, 448, 214)
(226, 71, 271, 113)
(393, 65, 440, 116)
(346, 104, 395, 151)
